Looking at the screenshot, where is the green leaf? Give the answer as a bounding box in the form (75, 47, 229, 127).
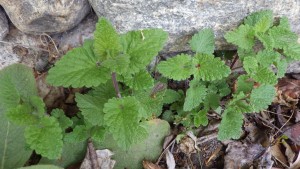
(121, 29, 168, 73)
(29, 96, 45, 117)
(47, 40, 110, 88)
(252, 67, 277, 85)
(256, 50, 281, 67)
(163, 89, 182, 104)
(253, 15, 273, 33)
(193, 54, 231, 81)
(157, 54, 195, 81)
(183, 80, 207, 111)
(123, 70, 154, 90)
(25, 116, 63, 159)
(283, 42, 300, 60)
(218, 108, 244, 140)
(189, 28, 215, 54)
(51, 109, 73, 130)
(88, 80, 116, 99)
(243, 56, 258, 75)
(135, 83, 167, 118)
(91, 126, 106, 143)
(256, 33, 274, 49)
(102, 54, 130, 75)
(244, 10, 273, 26)
(277, 16, 290, 30)
(203, 93, 220, 110)
(75, 93, 106, 126)
(235, 75, 254, 94)
(268, 26, 298, 49)
(93, 18, 121, 60)
(103, 97, 148, 149)
(193, 109, 208, 127)
(275, 59, 287, 78)
(64, 125, 89, 143)
(250, 85, 275, 112)
(18, 165, 63, 169)
(6, 104, 38, 126)
(225, 24, 255, 50)
(0, 64, 37, 113)
(0, 113, 32, 169)
(237, 48, 256, 61)
(227, 92, 252, 113)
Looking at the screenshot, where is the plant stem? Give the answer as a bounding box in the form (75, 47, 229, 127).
(112, 72, 122, 98)
(230, 53, 239, 69)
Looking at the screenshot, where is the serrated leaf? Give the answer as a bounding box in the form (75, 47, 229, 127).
(275, 59, 287, 78)
(277, 16, 290, 30)
(227, 93, 252, 113)
(269, 26, 298, 49)
(51, 109, 73, 130)
(162, 110, 175, 123)
(103, 97, 148, 149)
(121, 29, 168, 73)
(256, 33, 274, 49)
(225, 24, 255, 50)
(102, 54, 130, 74)
(25, 116, 63, 159)
(163, 89, 182, 104)
(250, 85, 275, 112)
(203, 93, 220, 110)
(283, 42, 300, 60)
(212, 80, 231, 97)
(6, 104, 38, 126)
(0, 64, 37, 113)
(94, 18, 121, 60)
(189, 28, 215, 54)
(123, 70, 154, 90)
(256, 50, 280, 67)
(135, 83, 166, 118)
(235, 75, 254, 94)
(193, 109, 208, 127)
(237, 48, 256, 61)
(91, 126, 106, 143)
(193, 54, 231, 81)
(157, 54, 195, 81)
(253, 15, 273, 33)
(88, 80, 116, 99)
(75, 93, 106, 126)
(243, 56, 258, 75)
(29, 96, 45, 117)
(244, 10, 273, 26)
(252, 67, 277, 85)
(183, 80, 207, 111)
(218, 108, 244, 140)
(64, 125, 89, 143)
(47, 40, 110, 88)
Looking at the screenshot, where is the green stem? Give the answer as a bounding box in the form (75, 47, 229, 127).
(112, 72, 122, 98)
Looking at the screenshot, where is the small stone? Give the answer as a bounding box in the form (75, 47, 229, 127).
(0, 7, 9, 40)
(1, 0, 91, 34)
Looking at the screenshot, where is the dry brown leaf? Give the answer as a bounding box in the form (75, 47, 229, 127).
(142, 160, 162, 169)
(275, 78, 300, 106)
(271, 141, 288, 167)
(282, 139, 295, 165)
(289, 151, 300, 169)
(283, 123, 300, 145)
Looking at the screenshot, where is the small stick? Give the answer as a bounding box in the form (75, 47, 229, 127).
(88, 139, 100, 169)
(112, 72, 122, 98)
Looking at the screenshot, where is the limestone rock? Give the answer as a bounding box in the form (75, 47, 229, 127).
(88, 0, 300, 52)
(0, 7, 8, 40)
(0, 0, 90, 34)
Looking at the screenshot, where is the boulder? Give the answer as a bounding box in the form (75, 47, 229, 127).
(0, 0, 90, 34)
(0, 7, 8, 40)
(88, 0, 300, 52)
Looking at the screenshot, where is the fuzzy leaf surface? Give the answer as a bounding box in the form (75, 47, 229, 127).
(224, 25, 255, 50)
(218, 108, 244, 140)
(189, 28, 215, 54)
(121, 29, 168, 73)
(157, 54, 195, 81)
(268, 26, 298, 49)
(6, 104, 38, 126)
(183, 80, 207, 111)
(64, 125, 89, 143)
(47, 40, 110, 88)
(51, 109, 73, 130)
(243, 56, 258, 75)
(250, 85, 275, 112)
(25, 117, 63, 159)
(102, 54, 130, 75)
(163, 89, 182, 104)
(0, 64, 37, 113)
(253, 15, 273, 33)
(123, 70, 154, 90)
(75, 93, 105, 126)
(235, 75, 254, 94)
(193, 54, 231, 81)
(94, 18, 121, 60)
(193, 109, 208, 127)
(244, 10, 273, 26)
(252, 67, 277, 85)
(103, 97, 148, 149)
(283, 42, 300, 60)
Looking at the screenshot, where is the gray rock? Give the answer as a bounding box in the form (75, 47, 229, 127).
(0, 7, 8, 40)
(0, 0, 91, 34)
(88, 0, 300, 52)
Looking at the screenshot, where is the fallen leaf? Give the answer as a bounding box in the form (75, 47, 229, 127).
(289, 151, 300, 169)
(271, 141, 288, 167)
(142, 160, 162, 169)
(282, 139, 295, 165)
(166, 150, 175, 169)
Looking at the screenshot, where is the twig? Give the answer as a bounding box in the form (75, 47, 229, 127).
(88, 139, 100, 169)
(273, 108, 295, 137)
(39, 33, 60, 55)
(230, 53, 238, 69)
(156, 138, 176, 165)
(112, 72, 122, 98)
